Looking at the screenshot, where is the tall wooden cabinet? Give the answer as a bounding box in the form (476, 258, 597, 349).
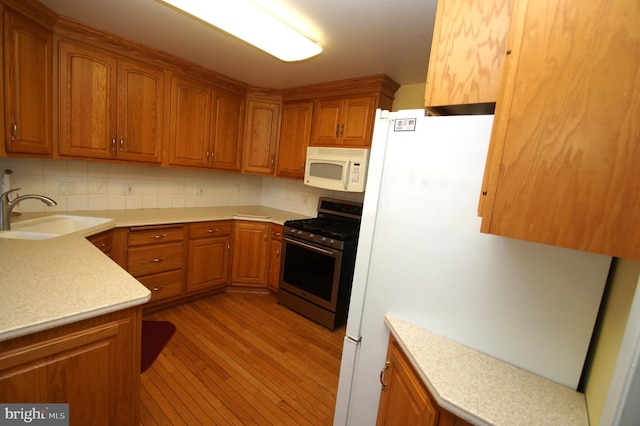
(2, 7, 53, 156)
(58, 40, 164, 163)
(479, 0, 640, 260)
(242, 97, 281, 175)
(424, 0, 511, 113)
(277, 101, 313, 179)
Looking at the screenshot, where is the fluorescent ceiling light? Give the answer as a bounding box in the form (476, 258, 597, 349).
(159, 0, 323, 62)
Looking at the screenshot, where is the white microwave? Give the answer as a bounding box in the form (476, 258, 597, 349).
(304, 147, 370, 192)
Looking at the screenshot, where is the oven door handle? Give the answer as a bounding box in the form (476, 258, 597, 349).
(284, 237, 336, 256)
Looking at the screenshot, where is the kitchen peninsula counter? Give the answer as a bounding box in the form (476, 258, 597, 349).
(385, 315, 589, 425)
(0, 206, 307, 342)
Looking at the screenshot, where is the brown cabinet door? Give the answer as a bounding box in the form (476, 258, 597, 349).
(311, 98, 342, 146)
(58, 40, 117, 159)
(0, 308, 140, 425)
(377, 337, 439, 426)
(341, 96, 375, 147)
(3, 10, 52, 156)
(168, 74, 211, 167)
(117, 59, 164, 163)
(231, 221, 269, 286)
(479, 0, 640, 259)
(424, 0, 510, 108)
(242, 99, 281, 174)
(311, 96, 376, 147)
(277, 101, 313, 178)
(210, 89, 244, 171)
(267, 224, 283, 292)
(187, 236, 230, 293)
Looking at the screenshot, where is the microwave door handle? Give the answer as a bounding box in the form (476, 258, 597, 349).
(344, 160, 351, 191)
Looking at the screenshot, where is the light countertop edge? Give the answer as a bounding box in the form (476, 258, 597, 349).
(384, 314, 589, 426)
(0, 206, 308, 342)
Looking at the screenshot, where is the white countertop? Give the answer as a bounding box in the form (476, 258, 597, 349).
(0, 206, 307, 342)
(385, 315, 589, 426)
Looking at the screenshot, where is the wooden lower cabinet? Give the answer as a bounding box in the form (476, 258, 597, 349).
(187, 220, 231, 294)
(86, 229, 114, 258)
(0, 307, 142, 425)
(127, 224, 186, 307)
(231, 221, 270, 287)
(267, 224, 283, 292)
(377, 336, 472, 426)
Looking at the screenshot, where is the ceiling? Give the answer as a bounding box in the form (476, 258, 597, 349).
(36, 0, 437, 90)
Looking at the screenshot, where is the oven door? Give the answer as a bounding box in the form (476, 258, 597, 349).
(279, 236, 342, 312)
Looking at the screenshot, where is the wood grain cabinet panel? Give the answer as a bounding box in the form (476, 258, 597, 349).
(424, 0, 511, 111)
(311, 96, 376, 147)
(58, 40, 164, 163)
(277, 101, 313, 179)
(3, 8, 53, 156)
(242, 98, 281, 175)
(0, 308, 141, 425)
(210, 89, 244, 171)
(267, 224, 283, 292)
(377, 336, 472, 426)
(231, 221, 269, 287)
(479, 0, 640, 260)
(187, 221, 231, 294)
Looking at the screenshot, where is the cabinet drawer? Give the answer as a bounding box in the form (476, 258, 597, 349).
(128, 225, 184, 247)
(87, 230, 113, 256)
(189, 221, 232, 239)
(137, 270, 183, 303)
(270, 224, 283, 241)
(127, 243, 183, 276)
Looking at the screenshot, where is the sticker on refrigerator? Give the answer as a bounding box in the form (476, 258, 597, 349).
(393, 118, 416, 132)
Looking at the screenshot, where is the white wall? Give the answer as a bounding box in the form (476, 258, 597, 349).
(0, 157, 363, 217)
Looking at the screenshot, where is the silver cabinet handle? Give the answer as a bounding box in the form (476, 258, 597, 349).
(151, 286, 166, 292)
(150, 258, 166, 263)
(206, 228, 219, 233)
(111, 137, 116, 152)
(119, 137, 124, 152)
(10, 119, 17, 141)
(379, 361, 390, 390)
(150, 234, 167, 239)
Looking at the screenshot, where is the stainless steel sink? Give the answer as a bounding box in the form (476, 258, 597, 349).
(0, 215, 112, 240)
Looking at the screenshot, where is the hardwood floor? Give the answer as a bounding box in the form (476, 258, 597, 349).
(139, 292, 346, 425)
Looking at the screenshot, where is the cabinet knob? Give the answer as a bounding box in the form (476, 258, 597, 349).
(119, 137, 124, 151)
(151, 286, 165, 292)
(111, 137, 116, 152)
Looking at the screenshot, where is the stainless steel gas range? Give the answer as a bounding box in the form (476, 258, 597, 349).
(278, 197, 363, 330)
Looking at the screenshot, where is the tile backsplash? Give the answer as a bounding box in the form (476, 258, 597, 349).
(0, 158, 364, 217)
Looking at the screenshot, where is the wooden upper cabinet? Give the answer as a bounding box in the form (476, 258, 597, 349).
(310, 96, 376, 147)
(424, 0, 511, 112)
(3, 9, 53, 156)
(242, 98, 281, 175)
(58, 40, 163, 163)
(116, 59, 164, 163)
(277, 101, 313, 179)
(210, 89, 244, 171)
(479, 0, 640, 260)
(168, 74, 212, 168)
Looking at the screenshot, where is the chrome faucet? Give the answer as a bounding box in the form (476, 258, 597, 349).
(0, 188, 57, 230)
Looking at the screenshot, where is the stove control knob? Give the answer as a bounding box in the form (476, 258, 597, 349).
(309, 234, 315, 238)
(297, 230, 302, 235)
(329, 239, 335, 245)
(321, 237, 327, 242)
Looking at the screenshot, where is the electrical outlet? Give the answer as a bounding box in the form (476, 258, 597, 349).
(58, 181, 76, 195)
(120, 183, 134, 195)
(195, 186, 204, 196)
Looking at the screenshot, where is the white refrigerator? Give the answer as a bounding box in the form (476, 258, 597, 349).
(333, 110, 612, 425)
